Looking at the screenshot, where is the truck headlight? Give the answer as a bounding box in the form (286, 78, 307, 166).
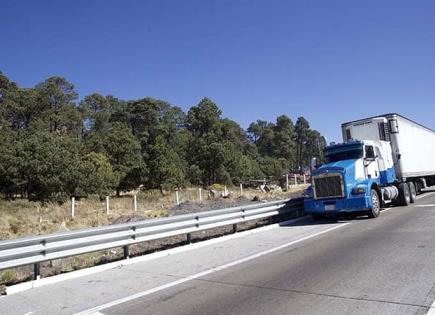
(351, 186, 366, 195)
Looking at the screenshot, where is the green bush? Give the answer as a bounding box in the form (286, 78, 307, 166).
(0, 269, 16, 285)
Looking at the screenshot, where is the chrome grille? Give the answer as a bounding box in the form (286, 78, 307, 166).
(313, 174, 344, 199)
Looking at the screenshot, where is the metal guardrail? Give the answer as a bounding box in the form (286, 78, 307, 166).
(0, 198, 304, 279)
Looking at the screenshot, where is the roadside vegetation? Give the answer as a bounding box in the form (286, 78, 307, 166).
(0, 71, 325, 204)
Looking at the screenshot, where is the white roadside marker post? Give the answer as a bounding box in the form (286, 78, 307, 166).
(106, 196, 110, 215)
(71, 197, 75, 218)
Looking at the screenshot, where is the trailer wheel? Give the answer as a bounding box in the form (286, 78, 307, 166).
(408, 182, 417, 203)
(396, 183, 411, 206)
(368, 189, 380, 218)
(415, 181, 423, 195)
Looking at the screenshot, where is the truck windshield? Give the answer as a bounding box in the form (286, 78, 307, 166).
(324, 144, 363, 163)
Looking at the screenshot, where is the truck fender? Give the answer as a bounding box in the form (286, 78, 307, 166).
(353, 179, 382, 207)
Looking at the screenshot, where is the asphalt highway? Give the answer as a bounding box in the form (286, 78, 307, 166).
(2, 191, 435, 315)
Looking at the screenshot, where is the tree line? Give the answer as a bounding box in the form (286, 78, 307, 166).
(0, 72, 326, 202)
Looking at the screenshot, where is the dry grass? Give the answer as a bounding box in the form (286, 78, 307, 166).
(0, 191, 175, 240)
(0, 186, 306, 241)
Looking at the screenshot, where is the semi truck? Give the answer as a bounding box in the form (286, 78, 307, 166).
(304, 113, 435, 219)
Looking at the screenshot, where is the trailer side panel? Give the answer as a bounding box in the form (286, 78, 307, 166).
(391, 115, 435, 180)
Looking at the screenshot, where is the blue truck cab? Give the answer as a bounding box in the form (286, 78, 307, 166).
(304, 139, 397, 219)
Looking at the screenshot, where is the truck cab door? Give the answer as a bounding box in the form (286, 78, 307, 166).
(364, 145, 380, 179)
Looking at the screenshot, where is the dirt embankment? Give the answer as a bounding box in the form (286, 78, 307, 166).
(111, 189, 303, 224)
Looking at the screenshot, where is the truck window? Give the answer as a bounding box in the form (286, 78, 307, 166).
(345, 129, 352, 141)
(365, 145, 375, 159)
(324, 144, 364, 162)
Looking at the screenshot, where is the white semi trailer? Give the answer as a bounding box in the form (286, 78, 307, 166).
(304, 113, 435, 218)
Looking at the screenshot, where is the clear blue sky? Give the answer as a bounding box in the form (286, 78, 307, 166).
(1, 0, 435, 141)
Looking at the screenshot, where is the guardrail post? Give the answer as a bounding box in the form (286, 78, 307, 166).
(232, 224, 237, 233)
(105, 196, 110, 214)
(286, 174, 289, 190)
(176, 191, 180, 205)
(240, 183, 243, 196)
(294, 174, 297, 186)
(186, 233, 192, 244)
(71, 197, 75, 218)
(123, 245, 130, 259)
(133, 195, 137, 212)
(199, 188, 202, 202)
(34, 263, 41, 280)
(303, 174, 306, 184)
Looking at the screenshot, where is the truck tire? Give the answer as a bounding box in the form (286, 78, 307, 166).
(408, 182, 417, 203)
(396, 183, 411, 206)
(415, 181, 422, 194)
(367, 189, 380, 218)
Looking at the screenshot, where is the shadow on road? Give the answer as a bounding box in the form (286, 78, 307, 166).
(278, 216, 344, 227)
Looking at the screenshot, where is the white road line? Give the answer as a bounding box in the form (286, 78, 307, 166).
(417, 192, 435, 200)
(74, 222, 350, 315)
(427, 300, 435, 315)
(415, 204, 435, 207)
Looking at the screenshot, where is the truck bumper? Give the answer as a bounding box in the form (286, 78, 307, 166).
(304, 195, 371, 215)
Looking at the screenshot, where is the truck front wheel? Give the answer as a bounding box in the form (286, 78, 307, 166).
(367, 189, 380, 218)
